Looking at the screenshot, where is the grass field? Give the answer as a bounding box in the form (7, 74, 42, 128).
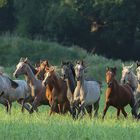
(0, 83, 140, 140)
(0, 36, 139, 140)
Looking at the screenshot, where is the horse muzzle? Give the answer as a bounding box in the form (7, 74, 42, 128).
(13, 73, 18, 78)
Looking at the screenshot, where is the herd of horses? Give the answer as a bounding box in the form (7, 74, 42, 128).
(0, 57, 140, 120)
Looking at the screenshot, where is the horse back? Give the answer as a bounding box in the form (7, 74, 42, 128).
(84, 81, 100, 104)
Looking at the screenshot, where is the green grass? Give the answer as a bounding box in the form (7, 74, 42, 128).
(0, 35, 139, 139)
(0, 84, 140, 140)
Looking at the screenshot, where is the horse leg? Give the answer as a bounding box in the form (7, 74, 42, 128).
(129, 97, 137, 118)
(79, 103, 86, 119)
(85, 105, 92, 119)
(8, 102, 12, 114)
(30, 95, 41, 114)
(17, 98, 31, 113)
(121, 108, 127, 118)
(117, 108, 120, 119)
(102, 102, 110, 119)
(94, 99, 100, 117)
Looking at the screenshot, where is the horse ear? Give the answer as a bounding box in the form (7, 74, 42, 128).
(61, 60, 65, 66)
(106, 66, 109, 71)
(122, 63, 124, 68)
(24, 57, 28, 63)
(136, 61, 140, 68)
(81, 60, 84, 66)
(19, 57, 24, 62)
(129, 64, 133, 69)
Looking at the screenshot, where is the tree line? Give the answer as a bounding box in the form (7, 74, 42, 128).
(0, 0, 140, 60)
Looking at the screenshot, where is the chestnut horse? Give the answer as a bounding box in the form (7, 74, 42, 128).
(102, 67, 137, 119)
(43, 67, 71, 115)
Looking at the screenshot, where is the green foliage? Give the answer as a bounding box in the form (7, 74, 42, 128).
(0, 0, 7, 7)
(0, 35, 129, 81)
(0, 0, 140, 60)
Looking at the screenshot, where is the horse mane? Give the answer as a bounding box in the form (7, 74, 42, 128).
(8, 77, 19, 89)
(69, 63, 75, 78)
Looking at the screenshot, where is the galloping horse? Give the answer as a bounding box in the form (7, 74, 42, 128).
(0, 72, 31, 113)
(73, 60, 100, 119)
(13, 59, 49, 113)
(61, 61, 76, 104)
(120, 64, 140, 115)
(102, 67, 137, 119)
(43, 67, 70, 115)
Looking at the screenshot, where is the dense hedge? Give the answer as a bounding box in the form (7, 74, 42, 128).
(0, 0, 140, 60)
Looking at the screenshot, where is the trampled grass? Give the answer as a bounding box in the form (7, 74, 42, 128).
(0, 84, 140, 140)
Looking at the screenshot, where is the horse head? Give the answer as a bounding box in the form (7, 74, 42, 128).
(106, 66, 117, 87)
(42, 67, 55, 86)
(121, 63, 134, 85)
(75, 60, 86, 81)
(13, 58, 28, 78)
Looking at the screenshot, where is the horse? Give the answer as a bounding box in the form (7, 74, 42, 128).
(135, 65, 140, 119)
(42, 67, 71, 115)
(61, 61, 76, 103)
(72, 60, 100, 119)
(121, 63, 138, 92)
(35, 60, 50, 81)
(13, 58, 50, 113)
(0, 73, 30, 113)
(102, 66, 137, 119)
(120, 63, 140, 115)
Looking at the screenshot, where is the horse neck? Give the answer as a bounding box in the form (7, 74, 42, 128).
(28, 63, 38, 75)
(108, 79, 119, 92)
(129, 72, 138, 90)
(25, 65, 37, 85)
(51, 74, 61, 91)
(76, 75, 84, 89)
(36, 69, 45, 80)
(68, 69, 76, 91)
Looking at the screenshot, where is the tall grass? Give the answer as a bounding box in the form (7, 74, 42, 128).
(0, 85, 140, 140)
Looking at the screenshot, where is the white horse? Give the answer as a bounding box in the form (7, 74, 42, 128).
(73, 61, 100, 118)
(120, 63, 140, 116)
(0, 73, 31, 113)
(121, 63, 138, 92)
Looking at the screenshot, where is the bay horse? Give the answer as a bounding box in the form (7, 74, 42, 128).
(13, 59, 50, 113)
(73, 60, 100, 119)
(42, 67, 71, 115)
(102, 67, 137, 119)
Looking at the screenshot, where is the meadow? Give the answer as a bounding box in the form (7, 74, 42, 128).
(0, 36, 139, 140)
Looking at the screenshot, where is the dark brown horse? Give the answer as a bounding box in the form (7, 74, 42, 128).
(102, 67, 137, 119)
(43, 67, 71, 115)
